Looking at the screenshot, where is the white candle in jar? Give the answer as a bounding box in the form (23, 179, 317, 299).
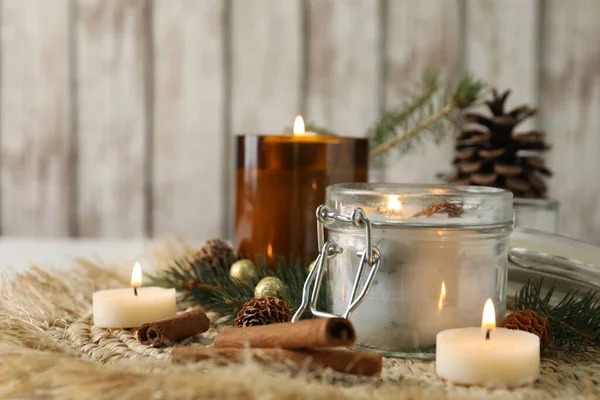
(326, 184, 513, 356)
(331, 198, 502, 352)
(436, 299, 540, 387)
(93, 262, 176, 328)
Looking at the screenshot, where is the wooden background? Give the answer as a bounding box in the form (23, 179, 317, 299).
(0, 0, 599, 245)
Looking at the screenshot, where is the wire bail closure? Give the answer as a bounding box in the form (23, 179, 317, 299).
(292, 205, 381, 322)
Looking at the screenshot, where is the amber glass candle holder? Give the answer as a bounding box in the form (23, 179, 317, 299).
(234, 132, 368, 263)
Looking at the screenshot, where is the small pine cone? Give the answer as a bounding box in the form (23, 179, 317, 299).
(500, 309, 552, 350)
(235, 297, 292, 328)
(195, 239, 234, 264)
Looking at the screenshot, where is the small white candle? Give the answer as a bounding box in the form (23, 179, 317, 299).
(436, 299, 540, 387)
(93, 262, 176, 328)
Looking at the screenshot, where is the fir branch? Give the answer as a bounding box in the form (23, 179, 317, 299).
(281, 72, 485, 163)
(369, 74, 485, 160)
(515, 280, 600, 353)
(369, 100, 456, 159)
(147, 254, 326, 317)
(369, 71, 440, 149)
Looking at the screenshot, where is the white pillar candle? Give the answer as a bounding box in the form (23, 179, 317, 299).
(92, 262, 176, 328)
(93, 287, 176, 328)
(436, 299, 540, 387)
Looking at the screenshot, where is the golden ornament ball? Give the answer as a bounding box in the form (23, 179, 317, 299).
(254, 277, 285, 298)
(229, 259, 258, 282)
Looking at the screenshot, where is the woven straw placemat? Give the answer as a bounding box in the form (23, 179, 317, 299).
(0, 255, 598, 399)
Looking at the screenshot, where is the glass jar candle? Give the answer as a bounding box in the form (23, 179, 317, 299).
(294, 183, 513, 359)
(234, 123, 368, 263)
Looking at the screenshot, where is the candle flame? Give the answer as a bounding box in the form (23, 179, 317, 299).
(131, 262, 142, 288)
(481, 298, 496, 333)
(387, 195, 402, 211)
(438, 281, 446, 311)
(293, 115, 305, 135)
(267, 243, 273, 258)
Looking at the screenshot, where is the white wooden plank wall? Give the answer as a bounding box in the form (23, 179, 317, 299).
(540, 0, 600, 243)
(152, 0, 226, 239)
(466, 0, 539, 131)
(383, 0, 462, 183)
(305, 0, 380, 138)
(230, 0, 302, 133)
(0, 0, 71, 236)
(0, 0, 598, 245)
(76, 0, 148, 237)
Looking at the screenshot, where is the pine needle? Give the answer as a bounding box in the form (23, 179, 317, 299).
(147, 255, 326, 318)
(369, 73, 485, 160)
(369, 71, 441, 151)
(515, 280, 600, 353)
(283, 71, 485, 164)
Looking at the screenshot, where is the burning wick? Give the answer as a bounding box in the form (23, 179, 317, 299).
(131, 262, 143, 297)
(481, 298, 496, 341)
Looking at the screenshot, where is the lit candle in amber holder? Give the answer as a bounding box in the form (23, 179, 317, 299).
(234, 116, 368, 263)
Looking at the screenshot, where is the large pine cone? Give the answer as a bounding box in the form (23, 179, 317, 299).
(235, 297, 292, 328)
(195, 239, 234, 264)
(451, 89, 552, 199)
(500, 309, 552, 350)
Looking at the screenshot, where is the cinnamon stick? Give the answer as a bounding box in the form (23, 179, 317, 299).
(137, 310, 210, 347)
(171, 347, 382, 377)
(213, 318, 355, 349)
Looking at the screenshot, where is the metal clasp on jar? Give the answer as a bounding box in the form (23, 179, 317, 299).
(292, 205, 381, 322)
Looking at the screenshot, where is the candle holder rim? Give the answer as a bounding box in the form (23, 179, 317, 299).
(325, 183, 514, 227)
(327, 183, 512, 198)
(235, 133, 368, 142)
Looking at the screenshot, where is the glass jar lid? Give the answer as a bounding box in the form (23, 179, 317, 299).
(326, 183, 513, 228)
(509, 228, 600, 293)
